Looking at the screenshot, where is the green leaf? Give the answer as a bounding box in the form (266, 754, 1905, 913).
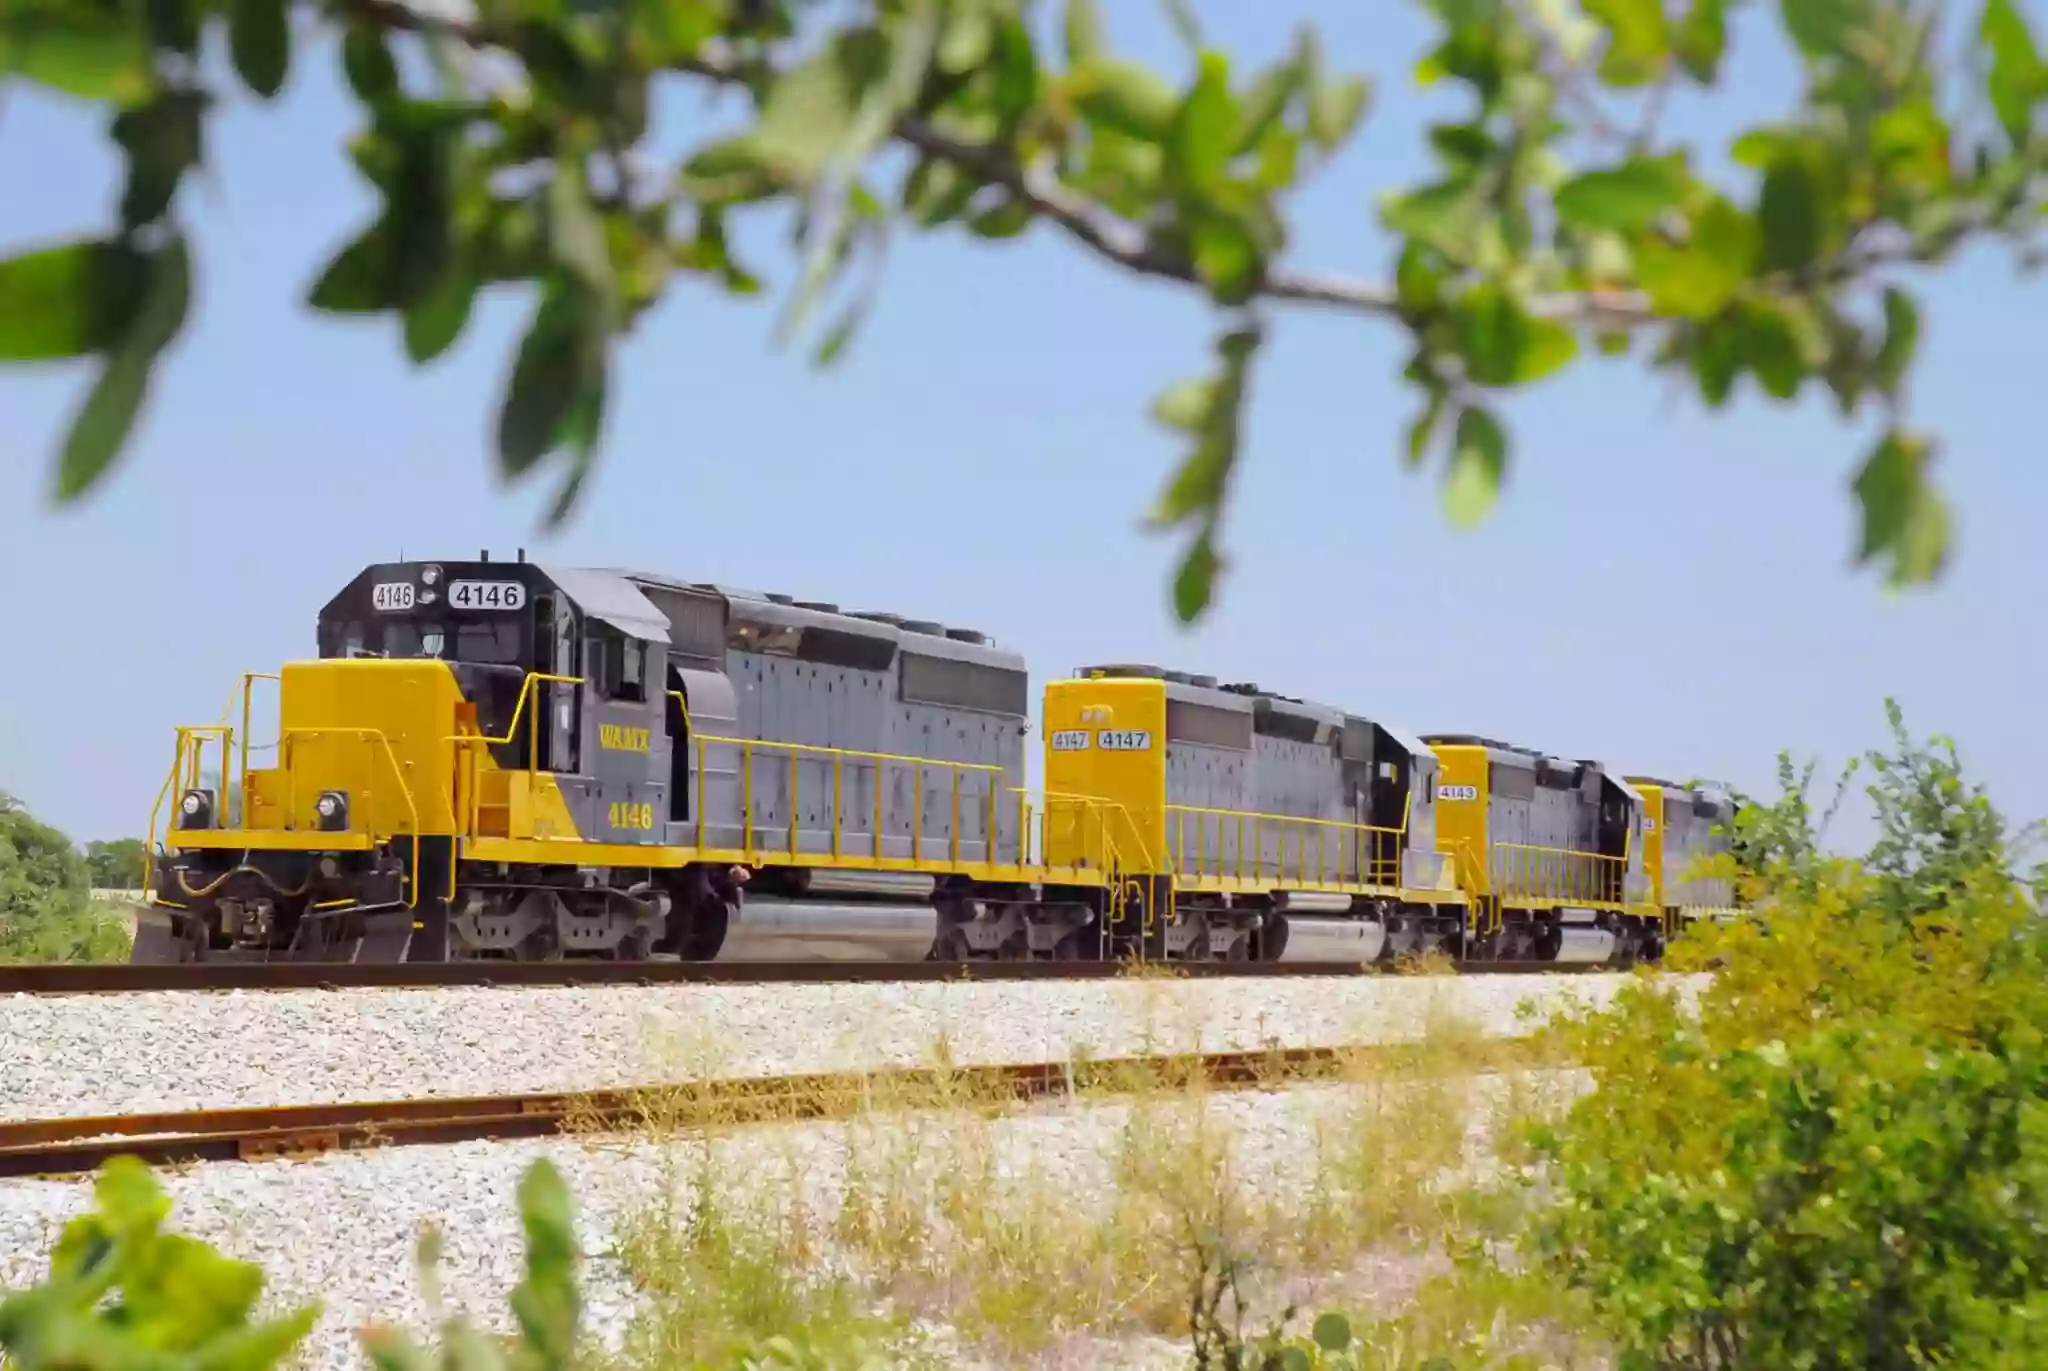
(342, 23, 399, 103)
(1064, 0, 1106, 63)
(1457, 283, 1576, 387)
(1395, 242, 1442, 312)
(937, 5, 993, 74)
(1852, 429, 1949, 579)
(145, 0, 203, 56)
(547, 163, 613, 297)
(0, 241, 147, 361)
(55, 238, 190, 501)
(403, 269, 478, 363)
(1554, 158, 1687, 233)
(1306, 73, 1370, 152)
(1160, 0, 1202, 52)
(1687, 316, 1743, 405)
(1741, 302, 1810, 400)
(968, 198, 1033, 238)
(1168, 50, 1235, 195)
(1980, 0, 2046, 143)
(1443, 406, 1507, 526)
(1583, 0, 1670, 84)
(1757, 146, 1826, 273)
(508, 1160, 580, 1367)
(1674, 0, 1730, 80)
(111, 92, 206, 230)
(2, 11, 154, 104)
(1233, 56, 1302, 154)
(1381, 179, 1481, 256)
(1405, 381, 1447, 467)
(497, 280, 604, 477)
(1149, 326, 1261, 622)
(751, 41, 867, 182)
(1874, 288, 1919, 398)
(1780, 0, 1869, 60)
(1189, 214, 1260, 303)
(1172, 527, 1221, 622)
(195, 1306, 321, 1371)
(1072, 58, 1178, 141)
(307, 223, 397, 313)
(1636, 199, 1754, 317)
(227, 0, 289, 99)
(679, 136, 784, 207)
(1151, 377, 1216, 434)
(1312, 1312, 1353, 1351)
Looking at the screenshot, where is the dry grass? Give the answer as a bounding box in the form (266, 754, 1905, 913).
(565, 989, 1613, 1371)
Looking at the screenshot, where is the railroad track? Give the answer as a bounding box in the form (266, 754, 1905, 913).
(0, 1042, 1532, 1180)
(0, 958, 1601, 996)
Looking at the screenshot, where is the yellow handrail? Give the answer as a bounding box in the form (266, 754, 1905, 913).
(1163, 802, 1407, 888)
(147, 721, 423, 911)
(1489, 841, 1630, 906)
(444, 672, 584, 833)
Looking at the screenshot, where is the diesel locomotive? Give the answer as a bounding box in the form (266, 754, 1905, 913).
(136, 557, 1742, 965)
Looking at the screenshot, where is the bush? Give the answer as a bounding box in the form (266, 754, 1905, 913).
(0, 793, 128, 963)
(1520, 704, 2048, 1371)
(81, 837, 147, 891)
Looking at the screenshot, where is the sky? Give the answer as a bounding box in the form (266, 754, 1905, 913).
(1, 1, 2042, 850)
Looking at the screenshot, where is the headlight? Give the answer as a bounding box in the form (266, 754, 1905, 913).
(176, 789, 214, 830)
(421, 564, 442, 586)
(315, 790, 349, 831)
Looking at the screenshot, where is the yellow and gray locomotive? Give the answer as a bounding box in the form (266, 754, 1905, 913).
(139, 557, 1742, 965)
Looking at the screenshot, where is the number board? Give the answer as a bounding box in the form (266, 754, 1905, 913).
(371, 582, 415, 612)
(1097, 729, 1152, 751)
(1050, 730, 1090, 751)
(449, 580, 527, 611)
(1436, 784, 1479, 802)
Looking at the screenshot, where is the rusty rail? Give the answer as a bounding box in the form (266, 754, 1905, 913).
(0, 1042, 1550, 1179)
(0, 958, 1598, 997)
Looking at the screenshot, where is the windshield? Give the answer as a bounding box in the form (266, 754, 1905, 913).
(329, 617, 527, 667)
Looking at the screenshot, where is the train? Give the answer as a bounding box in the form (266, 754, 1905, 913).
(135, 557, 1744, 966)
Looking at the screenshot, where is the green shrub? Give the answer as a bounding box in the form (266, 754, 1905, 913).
(82, 838, 148, 892)
(1526, 878, 2048, 1371)
(0, 793, 129, 963)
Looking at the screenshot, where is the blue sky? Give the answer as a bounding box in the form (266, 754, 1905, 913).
(1, 1, 2041, 849)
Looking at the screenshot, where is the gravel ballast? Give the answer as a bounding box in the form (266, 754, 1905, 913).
(0, 973, 1677, 1121)
(0, 1071, 1590, 1371)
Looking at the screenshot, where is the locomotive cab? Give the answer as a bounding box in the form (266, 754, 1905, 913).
(138, 557, 679, 963)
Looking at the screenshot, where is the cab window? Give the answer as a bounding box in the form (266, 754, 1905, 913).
(588, 627, 648, 703)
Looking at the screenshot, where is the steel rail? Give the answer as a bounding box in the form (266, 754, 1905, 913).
(0, 958, 1601, 997)
(0, 1042, 1542, 1179)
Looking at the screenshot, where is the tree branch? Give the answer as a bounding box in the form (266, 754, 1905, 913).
(334, 0, 1675, 330)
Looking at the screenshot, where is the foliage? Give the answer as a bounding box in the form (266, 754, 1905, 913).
(0, 791, 130, 962)
(1717, 695, 2045, 912)
(82, 836, 148, 890)
(1524, 819, 2048, 1368)
(1860, 696, 2046, 917)
(0, 1155, 320, 1371)
(5, 1, 2046, 618)
(0, 1152, 882, 1371)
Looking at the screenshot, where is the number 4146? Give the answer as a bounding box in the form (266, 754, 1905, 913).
(609, 802, 654, 831)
